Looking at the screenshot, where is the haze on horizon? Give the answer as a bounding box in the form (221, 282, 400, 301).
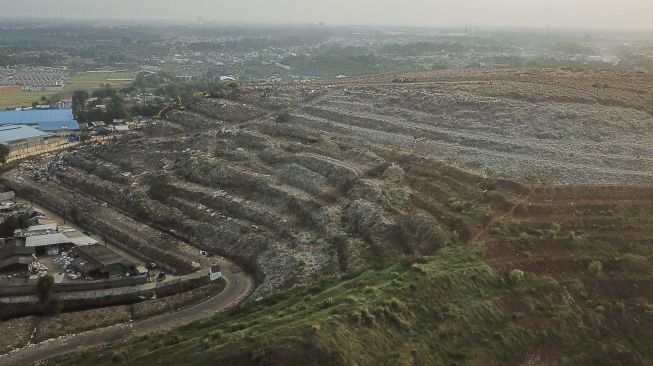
(1, 0, 652, 30)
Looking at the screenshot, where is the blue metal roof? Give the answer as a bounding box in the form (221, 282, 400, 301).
(0, 125, 51, 145)
(0, 109, 79, 131)
(37, 120, 80, 131)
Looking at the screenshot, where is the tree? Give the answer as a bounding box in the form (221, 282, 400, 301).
(147, 174, 175, 203)
(35, 274, 62, 315)
(0, 144, 10, 164)
(72, 90, 89, 115)
(0, 213, 30, 237)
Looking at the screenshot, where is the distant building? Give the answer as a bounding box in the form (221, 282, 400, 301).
(219, 75, 236, 82)
(0, 125, 52, 150)
(0, 109, 79, 132)
(58, 97, 72, 109)
(24, 232, 74, 256)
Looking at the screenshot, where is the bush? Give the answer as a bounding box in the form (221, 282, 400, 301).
(210, 330, 225, 340)
(147, 174, 175, 203)
(111, 350, 126, 363)
(35, 274, 62, 315)
(509, 269, 525, 285)
(0, 144, 9, 164)
(588, 260, 603, 276)
(276, 112, 291, 123)
(0, 213, 30, 237)
(69, 205, 91, 225)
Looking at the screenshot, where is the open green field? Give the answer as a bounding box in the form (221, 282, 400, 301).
(66, 72, 134, 91)
(0, 72, 135, 109)
(0, 91, 57, 110)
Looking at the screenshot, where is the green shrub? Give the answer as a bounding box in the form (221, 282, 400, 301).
(111, 350, 126, 363)
(509, 269, 525, 285)
(588, 260, 603, 276)
(210, 330, 225, 340)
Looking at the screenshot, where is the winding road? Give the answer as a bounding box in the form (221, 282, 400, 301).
(0, 259, 254, 366)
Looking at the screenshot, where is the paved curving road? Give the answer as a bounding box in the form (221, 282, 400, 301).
(0, 260, 254, 366)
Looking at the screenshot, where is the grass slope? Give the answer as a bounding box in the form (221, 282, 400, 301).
(53, 242, 653, 366)
(0, 91, 56, 109)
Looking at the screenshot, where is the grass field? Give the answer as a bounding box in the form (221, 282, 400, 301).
(0, 91, 57, 110)
(66, 72, 134, 91)
(0, 72, 135, 109)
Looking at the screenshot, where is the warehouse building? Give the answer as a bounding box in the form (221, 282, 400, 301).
(0, 125, 52, 150)
(0, 109, 79, 133)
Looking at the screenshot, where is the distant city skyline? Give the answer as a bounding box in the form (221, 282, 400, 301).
(1, 0, 652, 30)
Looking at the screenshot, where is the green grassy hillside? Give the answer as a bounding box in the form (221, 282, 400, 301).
(52, 241, 653, 366)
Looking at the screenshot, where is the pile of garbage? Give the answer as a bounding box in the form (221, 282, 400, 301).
(28, 261, 48, 276)
(32, 157, 68, 182)
(54, 251, 74, 270)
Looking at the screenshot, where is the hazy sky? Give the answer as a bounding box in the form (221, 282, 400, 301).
(2, 0, 652, 30)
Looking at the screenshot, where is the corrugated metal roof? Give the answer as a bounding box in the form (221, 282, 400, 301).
(0, 125, 51, 145)
(25, 233, 73, 247)
(63, 231, 98, 246)
(28, 223, 58, 232)
(0, 109, 79, 131)
(37, 120, 80, 131)
(0, 109, 74, 124)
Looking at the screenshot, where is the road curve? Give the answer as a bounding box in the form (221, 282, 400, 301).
(0, 260, 254, 366)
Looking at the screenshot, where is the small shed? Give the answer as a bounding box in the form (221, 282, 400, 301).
(71, 244, 136, 279)
(209, 265, 221, 281)
(24, 232, 74, 255)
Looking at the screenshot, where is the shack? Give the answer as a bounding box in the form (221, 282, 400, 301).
(24, 232, 74, 255)
(70, 244, 136, 279)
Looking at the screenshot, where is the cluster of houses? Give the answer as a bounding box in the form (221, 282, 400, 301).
(79, 118, 136, 135)
(0, 67, 69, 92)
(0, 192, 139, 281)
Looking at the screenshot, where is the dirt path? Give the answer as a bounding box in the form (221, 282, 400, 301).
(0, 259, 254, 366)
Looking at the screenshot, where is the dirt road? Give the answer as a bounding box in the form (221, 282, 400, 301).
(0, 260, 254, 366)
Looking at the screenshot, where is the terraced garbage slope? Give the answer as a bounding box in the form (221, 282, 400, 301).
(6, 68, 651, 298)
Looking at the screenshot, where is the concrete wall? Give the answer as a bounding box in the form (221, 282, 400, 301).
(0, 275, 149, 296)
(0, 274, 211, 318)
(7, 138, 78, 162)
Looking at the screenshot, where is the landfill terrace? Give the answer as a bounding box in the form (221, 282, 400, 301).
(2, 67, 651, 299)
